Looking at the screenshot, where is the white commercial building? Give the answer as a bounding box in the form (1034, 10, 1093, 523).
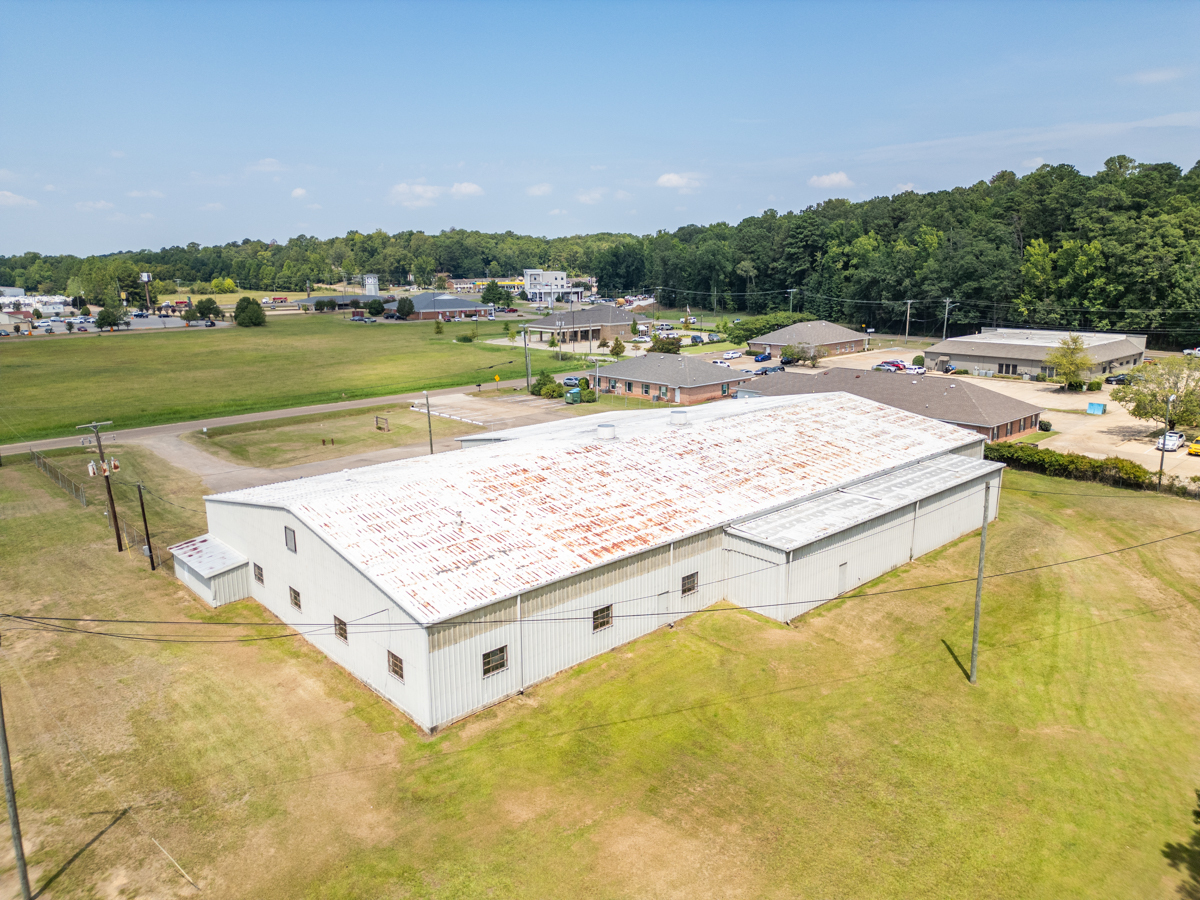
(172, 395, 1002, 732)
(523, 269, 584, 307)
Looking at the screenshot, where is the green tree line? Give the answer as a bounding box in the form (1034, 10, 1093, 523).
(3, 155, 1198, 345)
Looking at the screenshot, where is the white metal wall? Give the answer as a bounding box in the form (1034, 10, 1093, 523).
(910, 472, 1001, 559)
(211, 563, 252, 607)
(174, 559, 215, 606)
(426, 529, 726, 730)
(205, 501, 434, 730)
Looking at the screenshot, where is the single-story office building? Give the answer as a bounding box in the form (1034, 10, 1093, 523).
(746, 320, 867, 358)
(737, 368, 1045, 442)
(384, 292, 492, 320)
(172, 395, 1002, 732)
(525, 306, 645, 345)
(923, 328, 1146, 378)
(597, 352, 754, 404)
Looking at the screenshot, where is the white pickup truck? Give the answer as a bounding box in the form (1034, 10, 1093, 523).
(1184, 348, 1199, 357)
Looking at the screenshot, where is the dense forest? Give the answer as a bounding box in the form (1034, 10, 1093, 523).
(4, 155, 1198, 345)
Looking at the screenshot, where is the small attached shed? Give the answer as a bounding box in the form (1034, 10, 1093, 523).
(168, 534, 252, 607)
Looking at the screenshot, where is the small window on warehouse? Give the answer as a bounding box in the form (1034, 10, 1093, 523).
(334, 616, 348, 643)
(388, 651, 404, 682)
(592, 605, 613, 632)
(682, 572, 699, 595)
(289, 587, 301, 610)
(483, 645, 508, 677)
(284, 526, 296, 553)
(254, 563, 263, 585)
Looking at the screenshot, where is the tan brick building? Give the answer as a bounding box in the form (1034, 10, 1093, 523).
(598, 353, 753, 405)
(526, 305, 645, 345)
(746, 320, 865, 358)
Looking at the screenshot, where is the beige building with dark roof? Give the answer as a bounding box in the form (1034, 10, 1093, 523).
(746, 320, 866, 358)
(923, 328, 1145, 377)
(598, 352, 753, 404)
(737, 367, 1045, 441)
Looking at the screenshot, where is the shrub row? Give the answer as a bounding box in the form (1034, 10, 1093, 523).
(984, 441, 1152, 488)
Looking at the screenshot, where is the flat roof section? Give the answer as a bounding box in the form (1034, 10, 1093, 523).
(206, 395, 983, 625)
(729, 454, 1003, 552)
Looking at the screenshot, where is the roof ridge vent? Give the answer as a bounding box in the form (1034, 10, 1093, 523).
(670, 409, 688, 427)
(596, 423, 616, 440)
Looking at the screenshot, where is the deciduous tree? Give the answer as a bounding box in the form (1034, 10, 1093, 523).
(1111, 358, 1200, 429)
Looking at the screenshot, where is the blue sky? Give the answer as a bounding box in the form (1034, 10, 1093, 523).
(2, 0, 1198, 255)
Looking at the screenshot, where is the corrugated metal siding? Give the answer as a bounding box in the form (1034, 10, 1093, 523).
(174, 558, 215, 606)
(206, 502, 434, 731)
(911, 472, 1000, 558)
(428, 598, 518, 652)
(210, 563, 251, 607)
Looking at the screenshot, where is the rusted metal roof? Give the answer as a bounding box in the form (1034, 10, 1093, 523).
(167, 534, 248, 578)
(207, 394, 982, 624)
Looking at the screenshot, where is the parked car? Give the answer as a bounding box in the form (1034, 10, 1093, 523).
(44, 327, 55, 334)
(0, 330, 8, 336)
(1189, 440, 1200, 457)
(766, 365, 785, 373)
(690, 335, 704, 345)
(1156, 431, 1187, 452)
(158, 313, 171, 318)
(754, 352, 772, 362)
(905, 365, 926, 374)
(506, 307, 519, 313)
(706, 333, 722, 343)
(631, 335, 650, 343)
(203, 320, 216, 328)
(1183, 348, 1199, 357)
(872, 363, 902, 372)
(1104, 373, 1132, 385)
(563, 376, 580, 387)
(752, 366, 773, 375)
(132, 311, 148, 318)
(711, 360, 731, 368)
(722, 350, 742, 359)
(76, 326, 88, 332)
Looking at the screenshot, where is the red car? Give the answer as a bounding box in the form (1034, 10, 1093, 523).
(505, 307, 519, 313)
(76, 326, 89, 332)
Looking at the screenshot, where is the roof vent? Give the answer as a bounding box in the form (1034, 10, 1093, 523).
(670, 409, 688, 427)
(597, 423, 616, 440)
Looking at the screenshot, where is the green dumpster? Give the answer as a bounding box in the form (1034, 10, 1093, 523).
(565, 388, 581, 405)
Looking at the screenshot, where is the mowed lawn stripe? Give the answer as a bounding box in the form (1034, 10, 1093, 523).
(0, 316, 574, 442)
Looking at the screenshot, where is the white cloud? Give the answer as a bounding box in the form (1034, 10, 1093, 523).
(127, 189, 164, 198)
(807, 171, 854, 189)
(389, 182, 443, 207)
(110, 150, 126, 158)
(43, 185, 55, 191)
(577, 188, 605, 204)
(291, 187, 307, 198)
(1127, 67, 1185, 85)
(0, 191, 36, 208)
(200, 202, 224, 211)
(895, 182, 916, 192)
(526, 182, 552, 196)
(248, 158, 284, 172)
(656, 172, 701, 192)
(615, 190, 633, 201)
(450, 182, 483, 197)
(76, 200, 114, 211)
(1022, 157, 1045, 168)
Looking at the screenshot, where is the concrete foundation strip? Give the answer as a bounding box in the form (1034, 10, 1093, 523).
(409, 406, 486, 426)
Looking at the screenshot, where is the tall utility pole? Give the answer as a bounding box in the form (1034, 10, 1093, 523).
(969, 482, 991, 685)
(137, 483, 155, 571)
(521, 326, 531, 392)
(0, 639, 32, 900)
(904, 299, 913, 345)
(77, 421, 122, 549)
(423, 391, 434, 455)
(1159, 393, 1176, 489)
(942, 297, 954, 341)
(788, 288, 796, 314)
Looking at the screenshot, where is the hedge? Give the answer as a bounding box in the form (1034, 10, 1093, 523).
(984, 441, 1151, 488)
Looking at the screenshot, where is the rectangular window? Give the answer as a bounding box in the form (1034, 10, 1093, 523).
(682, 572, 699, 595)
(992, 427, 999, 441)
(659, 385, 667, 398)
(388, 651, 404, 682)
(592, 605, 613, 632)
(721, 383, 729, 396)
(609, 378, 618, 389)
(482, 645, 508, 677)
(642, 383, 650, 395)
(626, 381, 633, 392)
(289, 587, 301, 610)
(334, 616, 348, 643)
(284, 526, 296, 553)
(254, 563, 263, 585)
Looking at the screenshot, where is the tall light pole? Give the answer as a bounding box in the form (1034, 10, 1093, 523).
(520, 325, 531, 392)
(942, 297, 956, 341)
(0, 647, 31, 900)
(904, 299, 913, 346)
(1159, 393, 1176, 489)
(423, 391, 434, 455)
(969, 482, 991, 685)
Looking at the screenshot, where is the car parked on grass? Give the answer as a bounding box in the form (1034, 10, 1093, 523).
(754, 352, 772, 362)
(722, 350, 742, 359)
(1157, 431, 1187, 452)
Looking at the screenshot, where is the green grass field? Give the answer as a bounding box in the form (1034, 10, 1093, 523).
(4, 457, 1200, 898)
(0, 315, 579, 443)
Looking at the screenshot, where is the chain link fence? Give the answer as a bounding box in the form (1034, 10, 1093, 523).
(29, 449, 88, 507)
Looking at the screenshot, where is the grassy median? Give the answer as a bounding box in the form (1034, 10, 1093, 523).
(2, 462, 1200, 898)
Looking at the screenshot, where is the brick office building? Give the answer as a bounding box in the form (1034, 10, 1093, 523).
(598, 353, 753, 405)
(746, 320, 866, 358)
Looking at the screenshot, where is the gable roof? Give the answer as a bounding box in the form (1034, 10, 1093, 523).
(525, 305, 641, 329)
(750, 320, 863, 348)
(598, 352, 755, 388)
(384, 292, 488, 313)
(737, 367, 1043, 428)
(925, 329, 1146, 363)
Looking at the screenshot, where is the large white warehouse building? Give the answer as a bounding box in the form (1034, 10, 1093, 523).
(172, 395, 1003, 732)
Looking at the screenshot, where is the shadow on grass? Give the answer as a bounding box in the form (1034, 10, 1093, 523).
(941, 639, 970, 682)
(1163, 789, 1200, 899)
(35, 807, 128, 898)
